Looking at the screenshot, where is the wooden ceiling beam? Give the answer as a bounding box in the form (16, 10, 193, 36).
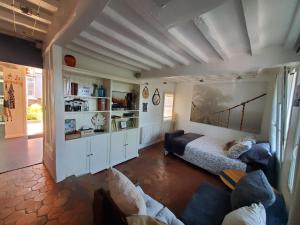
(0, 0, 52, 25)
(103, 6, 190, 65)
(66, 44, 141, 72)
(0, 9, 47, 33)
(80, 31, 163, 69)
(72, 38, 151, 70)
(90, 20, 176, 67)
(26, 0, 59, 13)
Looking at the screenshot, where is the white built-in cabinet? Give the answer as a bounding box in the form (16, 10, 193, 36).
(62, 66, 140, 179)
(65, 133, 110, 177)
(110, 128, 139, 166)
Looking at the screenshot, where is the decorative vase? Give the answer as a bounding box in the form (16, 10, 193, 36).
(64, 55, 76, 67)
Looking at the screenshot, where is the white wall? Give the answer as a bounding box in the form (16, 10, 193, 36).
(174, 75, 276, 142)
(63, 49, 135, 80)
(139, 81, 175, 148)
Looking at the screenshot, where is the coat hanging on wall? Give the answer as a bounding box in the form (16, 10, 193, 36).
(152, 88, 160, 106)
(142, 86, 149, 99)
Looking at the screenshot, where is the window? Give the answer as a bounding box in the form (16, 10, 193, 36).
(26, 76, 36, 98)
(163, 93, 174, 120)
(287, 68, 299, 192)
(288, 117, 300, 192)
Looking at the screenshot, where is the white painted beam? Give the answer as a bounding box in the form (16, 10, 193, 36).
(193, 16, 230, 60)
(90, 21, 175, 67)
(66, 44, 141, 72)
(103, 7, 190, 65)
(241, 0, 259, 55)
(284, 0, 300, 49)
(0, 9, 47, 33)
(168, 27, 209, 63)
(44, 0, 109, 53)
(0, 0, 51, 25)
(26, 0, 59, 13)
(141, 47, 300, 78)
(80, 31, 163, 69)
(72, 38, 151, 70)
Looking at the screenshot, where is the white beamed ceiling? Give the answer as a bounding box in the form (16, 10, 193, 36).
(65, 0, 300, 77)
(0, 0, 59, 42)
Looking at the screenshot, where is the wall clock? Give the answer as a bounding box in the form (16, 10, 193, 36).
(142, 86, 149, 99)
(152, 88, 160, 105)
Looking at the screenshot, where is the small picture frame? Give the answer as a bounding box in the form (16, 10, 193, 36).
(120, 121, 127, 129)
(65, 119, 76, 134)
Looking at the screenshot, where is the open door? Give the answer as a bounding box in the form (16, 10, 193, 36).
(3, 66, 27, 138)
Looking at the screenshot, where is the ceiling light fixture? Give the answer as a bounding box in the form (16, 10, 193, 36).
(236, 76, 242, 80)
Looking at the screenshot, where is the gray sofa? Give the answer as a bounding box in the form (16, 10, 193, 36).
(93, 182, 288, 225)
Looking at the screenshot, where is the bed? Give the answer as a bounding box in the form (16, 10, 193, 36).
(164, 131, 247, 175)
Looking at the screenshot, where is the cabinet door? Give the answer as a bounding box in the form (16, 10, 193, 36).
(110, 131, 125, 166)
(90, 134, 109, 174)
(125, 129, 139, 160)
(65, 138, 89, 177)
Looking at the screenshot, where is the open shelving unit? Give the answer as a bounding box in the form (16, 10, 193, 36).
(62, 66, 140, 139)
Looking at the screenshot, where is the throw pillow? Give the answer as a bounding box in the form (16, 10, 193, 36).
(239, 143, 272, 165)
(231, 170, 275, 210)
(226, 141, 252, 159)
(239, 136, 256, 144)
(127, 215, 167, 225)
(223, 140, 237, 151)
(107, 168, 147, 216)
(222, 203, 266, 225)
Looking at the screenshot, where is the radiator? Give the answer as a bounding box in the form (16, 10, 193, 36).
(140, 121, 173, 145)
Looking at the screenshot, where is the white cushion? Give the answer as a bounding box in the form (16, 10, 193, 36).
(107, 168, 147, 216)
(222, 203, 266, 225)
(239, 136, 256, 144)
(227, 141, 252, 159)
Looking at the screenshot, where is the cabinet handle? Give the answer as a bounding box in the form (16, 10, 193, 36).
(87, 154, 94, 156)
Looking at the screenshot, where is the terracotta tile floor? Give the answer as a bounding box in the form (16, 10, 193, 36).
(0, 142, 223, 225)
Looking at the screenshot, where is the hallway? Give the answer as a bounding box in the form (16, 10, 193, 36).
(0, 137, 42, 173)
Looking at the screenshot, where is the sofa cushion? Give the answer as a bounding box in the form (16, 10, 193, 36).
(231, 170, 275, 210)
(227, 141, 252, 159)
(108, 168, 147, 216)
(222, 203, 266, 225)
(180, 183, 287, 225)
(181, 183, 232, 225)
(126, 215, 167, 225)
(136, 186, 184, 225)
(156, 207, 184, 225)
(136, 186, 164, 217)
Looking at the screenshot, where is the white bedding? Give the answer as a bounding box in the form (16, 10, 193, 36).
(175, 136, 247, 175)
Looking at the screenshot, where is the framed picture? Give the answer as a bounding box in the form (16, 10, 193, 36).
(65, 119, 76, 134)
(120, 121, 127, 129)
(142, 103, 148, 112)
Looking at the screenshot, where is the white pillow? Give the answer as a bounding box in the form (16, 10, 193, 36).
(239, 136, 256, 144)
(107, 168, 147, 216)
(222, 203, 266, 225)
(226, 140, 252, 159)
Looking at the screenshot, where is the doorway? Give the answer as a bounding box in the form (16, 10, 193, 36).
(0, 62, 43, 173)
(26, 67, 43, 138)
